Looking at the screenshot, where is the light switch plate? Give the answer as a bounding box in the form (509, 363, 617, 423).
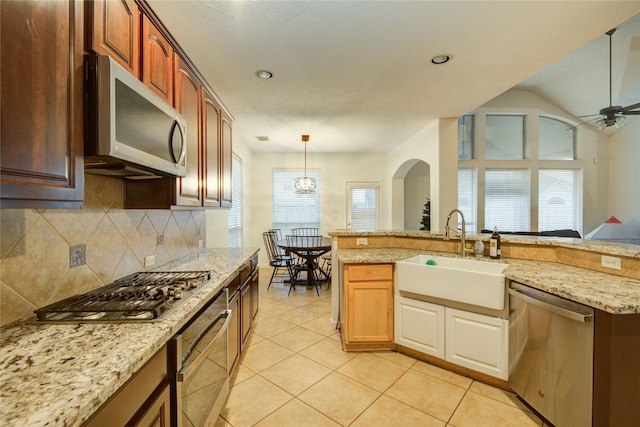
(145, 255, 155, 268)
(601, 255, 621, 270)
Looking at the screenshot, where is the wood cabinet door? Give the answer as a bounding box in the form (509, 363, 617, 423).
(202, 89, 222, 207)
(240, 281, 252, 351)
(220, 111, 233, 208)
(395, 296, 445, 358)
(91, 0, 140, 76)
(142, 15, 173, 104)
(174, 54, 203, 206)
(251, 270, 260, 319)
(444, 307, 508, 380)
(345, 281, 394, 343)
(131, 382, 170, 427)
(0, 0, 84, 208)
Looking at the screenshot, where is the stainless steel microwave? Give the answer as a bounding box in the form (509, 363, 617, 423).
(84, 54, 187, 179)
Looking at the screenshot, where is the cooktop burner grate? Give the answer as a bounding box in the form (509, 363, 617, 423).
(34, 271, 211, 323)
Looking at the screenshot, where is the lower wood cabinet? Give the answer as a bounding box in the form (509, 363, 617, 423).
(445, 307, 508, 380)
(83, 346, 168, 427)
(343, 264, 394, 350)
(130, 383, 170, 427)
(395, 294, 508, 380)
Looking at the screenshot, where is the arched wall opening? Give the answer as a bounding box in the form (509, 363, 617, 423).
(391, 159, 431, 231)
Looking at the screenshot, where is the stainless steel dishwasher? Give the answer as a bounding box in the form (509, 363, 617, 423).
(508, 281, 594, 427)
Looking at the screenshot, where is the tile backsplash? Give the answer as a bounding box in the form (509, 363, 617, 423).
(0, 174, 205, 326)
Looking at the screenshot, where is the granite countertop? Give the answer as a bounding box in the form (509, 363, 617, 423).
(0, 247, 259, 427)
(337, 248, 640, 314)
(329, 230, 640, 259)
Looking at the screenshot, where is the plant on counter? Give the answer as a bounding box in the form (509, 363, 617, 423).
(420, 197, 431, 231)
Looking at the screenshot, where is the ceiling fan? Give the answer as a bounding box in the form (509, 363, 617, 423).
(579, 28, 640, 129)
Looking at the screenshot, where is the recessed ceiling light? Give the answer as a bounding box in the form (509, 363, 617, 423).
(256, 136, 269, 142)
(431, 54, 452, 65)
(256, 70, 273, 79)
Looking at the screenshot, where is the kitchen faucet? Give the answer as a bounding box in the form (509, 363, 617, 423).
(445, 209, 473, 256)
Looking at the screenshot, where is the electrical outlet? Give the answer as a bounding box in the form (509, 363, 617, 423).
(69, 244, 86, 268)
(157, 232, 164, 245)
(198, 240, 203, 248)
(145, 255, 155, 268)
(601, 255, 621, 270)
(356, 238, 368, 246)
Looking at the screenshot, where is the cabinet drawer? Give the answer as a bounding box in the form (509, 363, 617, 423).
(346, 264, 393, 282)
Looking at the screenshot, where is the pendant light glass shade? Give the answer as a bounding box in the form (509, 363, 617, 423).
(295, 135, 316, 194)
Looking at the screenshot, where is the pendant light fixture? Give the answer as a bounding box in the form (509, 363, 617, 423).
(294, 134, 316, 194)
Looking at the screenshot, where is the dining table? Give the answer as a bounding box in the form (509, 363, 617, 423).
(277, 236, 332, 290)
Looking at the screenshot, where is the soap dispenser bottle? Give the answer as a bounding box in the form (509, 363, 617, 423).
(490, 226, 501, 259)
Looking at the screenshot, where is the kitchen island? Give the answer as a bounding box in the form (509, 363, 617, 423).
(330, 230, 640, 426)
(0, 247, 258, 427)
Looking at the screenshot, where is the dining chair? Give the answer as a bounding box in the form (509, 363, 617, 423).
(291, 227, 319, 236)
(262, 231, 294, 291)
(285, 234, 323, 296)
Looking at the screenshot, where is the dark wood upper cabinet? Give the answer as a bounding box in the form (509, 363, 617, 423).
(202, 89, 222, 207)
(89, 0, 140, 77)
(174, 54, 203, 207)
(0, 0, 84, 208)
(220, 111, 233, 208)
(142, 14, 173, 104)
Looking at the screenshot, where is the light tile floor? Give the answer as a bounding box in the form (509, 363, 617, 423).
(216, 268, 545, 427)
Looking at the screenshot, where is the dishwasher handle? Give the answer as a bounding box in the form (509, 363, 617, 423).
(508, 288, 593, 323)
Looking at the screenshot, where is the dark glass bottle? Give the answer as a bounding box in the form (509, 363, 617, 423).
(490, 226, 501, 259)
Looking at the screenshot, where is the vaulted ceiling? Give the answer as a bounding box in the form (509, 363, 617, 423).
(149, 1, 640, 153)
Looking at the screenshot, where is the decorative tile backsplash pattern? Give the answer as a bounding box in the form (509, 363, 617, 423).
(0, 175, 205, 326)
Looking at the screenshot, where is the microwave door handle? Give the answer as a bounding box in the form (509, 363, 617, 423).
(177, 310, 231, 382)
(170, 118, 187, 167)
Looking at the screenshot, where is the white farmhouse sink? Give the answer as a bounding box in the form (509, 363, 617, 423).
(396, 255, 508, 310)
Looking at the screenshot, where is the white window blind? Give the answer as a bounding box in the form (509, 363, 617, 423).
(485, 169, 530, 232)
(272, 170, 321, 237)
(457, 168, 477, 234)
(349, 184, 380, 231)
(228, 154, 242, 247)
(538, 169, 581, 232)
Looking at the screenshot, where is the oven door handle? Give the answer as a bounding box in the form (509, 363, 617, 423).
(177, 309, 231, 382)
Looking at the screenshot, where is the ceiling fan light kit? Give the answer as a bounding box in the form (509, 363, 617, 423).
(294, 134, 317, 194)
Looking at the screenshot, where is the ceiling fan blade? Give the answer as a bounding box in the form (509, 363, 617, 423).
(621, 102, 640, 113)
(623, 111, 640, 116)
(576, 113, 600, 118)
(574, 116, 603, 128)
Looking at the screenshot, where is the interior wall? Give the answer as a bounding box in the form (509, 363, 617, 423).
(387, 118, 458, 233)
(0, 175, 205, 326)
(404, 162, 430, 230)
(609, 117, 640, 230)
(249, 151, 387, 265)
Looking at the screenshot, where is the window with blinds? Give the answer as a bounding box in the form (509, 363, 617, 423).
(348, 183, 380, 231)
(457, 169, 477, 234)
(538, 169, 581, 231)
(272, 170, 321, 237)
(228, 154, 242, 247)
(485, 169, 530, 232)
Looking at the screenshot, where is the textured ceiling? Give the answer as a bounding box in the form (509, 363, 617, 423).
(149, 1, 640, 152)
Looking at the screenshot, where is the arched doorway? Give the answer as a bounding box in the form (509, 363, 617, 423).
(391, 159, 430, 231)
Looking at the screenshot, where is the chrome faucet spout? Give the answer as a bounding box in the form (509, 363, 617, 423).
(445, 208, 472, 256)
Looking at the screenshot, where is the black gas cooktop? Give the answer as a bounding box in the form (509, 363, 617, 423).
(33, 271, 211, 323)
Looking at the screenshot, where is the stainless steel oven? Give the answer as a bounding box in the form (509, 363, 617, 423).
(168, 288, 230, 427)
